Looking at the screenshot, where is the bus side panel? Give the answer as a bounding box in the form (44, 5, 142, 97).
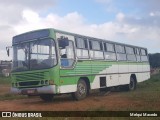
(118, 62, 130, 85)
(106, 62, 119, 87)
(90, 61, 107, 89)
(75, 60, 92, 84)
(59, 69, 77, 93)
(141, 62, 150, 82)
(58, 60, 93, 94)
(129, 62, 138, 81)
(90, 61, 120, 89)
(137, 62, 143, 82)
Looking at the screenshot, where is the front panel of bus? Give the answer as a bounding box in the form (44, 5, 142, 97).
(11, 29, 60, 95)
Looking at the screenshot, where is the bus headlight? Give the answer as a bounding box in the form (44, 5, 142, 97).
(45, 80, 49, 85)
(41, 80, 44, 85)
(15, 83, 18, 87)
(49, 80, 54, 85)
(40, 80, 54, 85)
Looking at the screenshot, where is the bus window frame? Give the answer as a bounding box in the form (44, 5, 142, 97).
(89, 39, 104, 60)
(134, 48, 141, 62)
(12, 38, 58, 73)
(115, 44, 127, 61)
(75, 37, 90, 59)
(125, 46, 137, 62)
(59, 40, 76, 69)
(140, 48, 149, 62)
(104, 42, 117, 61)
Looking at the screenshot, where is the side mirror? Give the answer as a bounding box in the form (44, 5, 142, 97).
(6, 47, 10, 56)
(6, 46, 12, 57)
(58, 36, 69, 48)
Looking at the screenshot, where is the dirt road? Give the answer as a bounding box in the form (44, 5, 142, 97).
(0, 85, 10, 95)
(0, 86, 160, 111)
(0, 94, 125, 111)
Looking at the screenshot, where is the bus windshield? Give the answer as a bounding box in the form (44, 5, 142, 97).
(12, 39, 57, 72)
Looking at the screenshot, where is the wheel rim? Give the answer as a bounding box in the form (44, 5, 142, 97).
(78, 83, 86, 96)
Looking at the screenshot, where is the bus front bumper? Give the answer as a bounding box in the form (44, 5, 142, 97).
(11, 85, 56, 95)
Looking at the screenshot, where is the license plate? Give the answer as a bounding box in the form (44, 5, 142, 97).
(27, 89, 36, 94)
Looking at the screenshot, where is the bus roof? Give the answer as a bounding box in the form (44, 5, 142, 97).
(13, 28, 147, 50)
(52, 28, 147, 50)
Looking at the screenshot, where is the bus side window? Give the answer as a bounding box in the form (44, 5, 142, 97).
(89, 40, 104, 59)
(89, 41, 92, 50)
(135, 48, 141, 62)
(60, 41, 75, 68)
(116, 44, 127, 61)
(104, 42, 116, 60)
(126, 46, 136, 61)
(140, 49, 148, 62)
(75, 37, 89, 59)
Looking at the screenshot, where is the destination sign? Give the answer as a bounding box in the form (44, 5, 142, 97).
(12, 29, 50, 45)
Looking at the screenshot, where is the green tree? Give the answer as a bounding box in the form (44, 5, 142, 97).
(149, 53, 160, 68)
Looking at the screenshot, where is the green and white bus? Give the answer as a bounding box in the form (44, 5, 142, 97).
(9, 28, 150, 101)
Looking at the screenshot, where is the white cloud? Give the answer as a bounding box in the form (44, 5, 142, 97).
(116, 12, 125, 22)
(22, 10, 41, 23)
(0, 0, 56, 10)
(1, 0, 160, 60)
(0, 0, 56, 60)
(150, 11, 160, 17)
(13, 10, 160, 52)
(95, 0, 112, 4)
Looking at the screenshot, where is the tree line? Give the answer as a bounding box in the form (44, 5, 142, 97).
(149, 53, 160, 68)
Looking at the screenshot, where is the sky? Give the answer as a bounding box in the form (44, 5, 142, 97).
(0, 0, 160, 60)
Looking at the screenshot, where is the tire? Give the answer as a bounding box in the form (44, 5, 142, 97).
(121, 77, 136, 91)
(40, 94, 54, 102)
(72, 80, 88, 101)
(128, 77, 136, 91)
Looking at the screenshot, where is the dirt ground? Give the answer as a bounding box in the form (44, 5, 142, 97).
(0, 85, 10, 95)
(1, 85, 159, 111)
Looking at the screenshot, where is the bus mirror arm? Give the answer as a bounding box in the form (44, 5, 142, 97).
(6, 46, 12, 57)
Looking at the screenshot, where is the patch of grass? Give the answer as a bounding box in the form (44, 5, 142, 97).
(115, 73, 160, 111)
(87, 74, 160, 112)
(0, 76, 11, 84)
(0, 93, 27, 101)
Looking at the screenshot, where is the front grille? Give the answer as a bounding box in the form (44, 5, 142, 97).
(13, 71, 49, 81)
(19, 81, 40, 86)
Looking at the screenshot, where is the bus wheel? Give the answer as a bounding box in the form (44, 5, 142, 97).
(40, 94, 54, 102)
(128, 77, 136, 91)
(72, 80, 87, 101)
